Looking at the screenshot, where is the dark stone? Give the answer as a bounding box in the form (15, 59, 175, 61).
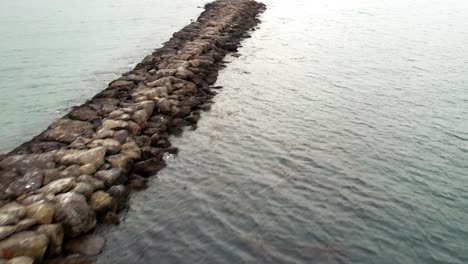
(54, 193, 96, 237)
(133, 158, 166, 177)
(107, 185, 129, 210)
(94, 168, 127, 187)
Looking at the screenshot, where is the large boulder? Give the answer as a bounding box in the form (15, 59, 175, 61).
(57, 147, 106, 169)
(0, 226, 16, 240)
(25, 202, 55, 225)
(89, 191, 115, 213)
(43, 119, 94, 144)
(6, 170, 43, 198)
(54, 193, 96, 237)
(0, 213, 19, 226)
(0, 231, 49, 260)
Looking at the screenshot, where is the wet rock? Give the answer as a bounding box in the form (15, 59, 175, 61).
(54, 193, 96, 237)
(43, 119, 94, 144)
(107, 185, 129, 210)
(58, 147, 106, 169)
(154, 138, 171, 148)
(90, 191, 115, 213)
(133, 158, 166, 177)
(122, 74, 146, 82)
(6, 170, 43, 198)
(0, 231, 49, 260)
(76, 175, 104, 191)
(0, 226, 17, 240)
(36, 224, 64, 256)
(128, 174, 149, 190)
(64, 234, 105, 256)
(120, 142, 141, 160)
(7, 256, 34, 264)
(0, 203, 26, 219)
(135, 135, 151, 148)
(15, 218, 37, 232)
(141, 147, 164, 160)
(25, 202, 55, 225)
(157, 98, 172, 114)
(40, 178, 75, 195)
(171, 106, 191, 118)
(71, 182, 94, 199)
(94, 168, 127, 187)
(106, 154, 134, 171)
(0, 213, 19, 226)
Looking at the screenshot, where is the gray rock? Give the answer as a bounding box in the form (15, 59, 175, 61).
(6, 170, 43, 198)
(0, 231, 49, 260)
(54, 193, 96, 237)
(64, 234, 106, 256)
(112, 130, 129, 144)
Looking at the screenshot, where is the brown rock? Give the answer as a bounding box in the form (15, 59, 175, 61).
(0, 231, 49, 260)
(89, 192, 115, 214)
(43, 256, 96, 264)
(6, 170, 43, 198)
(158, 98, 172, 114)
(120, 142, 141, 160)
(133, 158, 166, 177)
(76, 175, 104, 191)
(106, 154, 133, 171)
(0, 226, 17, 240)
(79, 164, 97, 175)
(71, 182, 94, 199)
(58, 147, 106, 169)
(40, 178, 75, 195)
(36, 224, 64, 256)
(43, 119, 94, 144)
(107, 185, 129, 210)
(25, 202, 55, 225)
(0, 203, 26, 219)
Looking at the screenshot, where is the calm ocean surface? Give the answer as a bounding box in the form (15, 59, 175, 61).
(2, 0, 468, 263)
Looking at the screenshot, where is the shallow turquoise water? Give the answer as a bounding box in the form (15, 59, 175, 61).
(0, 0, 205, 152)
(1, 0, 468, 263)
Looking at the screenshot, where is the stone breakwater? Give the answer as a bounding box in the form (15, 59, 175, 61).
(0, 0, 265, 263)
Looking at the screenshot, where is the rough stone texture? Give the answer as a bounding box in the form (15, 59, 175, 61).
(0, 213, 19, 227)
(43, 119, 94, 144)
(25, 202, 55, 225)
(0, 231, 49, 260)
(0, 226, 16, 240)
(40, 178, 75, 195)
(57, 147, 106, 169)
(54, 193, 96, 237)
(89, 192, 115, 214)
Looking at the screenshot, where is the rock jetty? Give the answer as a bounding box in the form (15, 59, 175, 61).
(0, 0, 265, 263)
